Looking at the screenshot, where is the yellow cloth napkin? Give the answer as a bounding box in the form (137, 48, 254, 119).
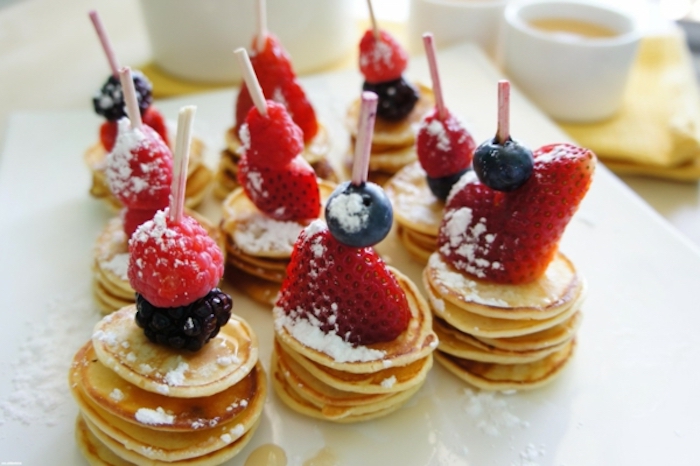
(559, 27, 700, 181)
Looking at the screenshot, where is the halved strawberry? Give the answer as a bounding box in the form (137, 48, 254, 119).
(241, 100, 304, 168)
(276, 221, 410, 346)
(359, 29, 408, 84)
(238, 156, 320, 221)
(417, 108, 476, 178)
(438, 143, 596, 284)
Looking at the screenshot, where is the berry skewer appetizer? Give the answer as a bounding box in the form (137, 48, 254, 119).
(271, 92, 437, 422)
(85, 10, 212, 210)
(70, 106, 266, 465)
(423, 81, 596, 391)
(92, 68, 222, 314)
(344, 0, 435, 185)
(220, 48, 336, 305)
(215, 0, 336, 198)
(386, 32, 476, 264)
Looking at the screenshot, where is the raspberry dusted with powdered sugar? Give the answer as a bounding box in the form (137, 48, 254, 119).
(128, 210, 224, 308)
(359, 29, 408, 84)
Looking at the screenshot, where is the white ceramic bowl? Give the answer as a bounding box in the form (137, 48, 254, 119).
(139, 0, 355, 84)
(503, 0, 641, 122)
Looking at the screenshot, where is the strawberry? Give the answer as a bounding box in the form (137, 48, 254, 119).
(234, 34, 318, 144)
(99, 120, 118, 152)
(238, 156, 320, 221)
(128, 210, 224, 308)
(359, 29, 408, 84)
(417, 108, 476, 178)
(276, 221, 410, 346)
(123, 207, 159, 238)
(438, 143, 596, 284)
(240, 101, 304, 167)
(142, 106, 170, 148)
(105, 120, 173, 210)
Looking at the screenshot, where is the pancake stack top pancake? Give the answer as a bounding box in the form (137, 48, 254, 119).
(345, 18, 435, 185)
(221, 49, 330, 305)
(385, 33, 477, 264)
(214, 31, 336, 199)
(71, 106, 267, 465)
(271, 93, 437, 422)
(424, 81, 597, 391)
(85, 12, 211, 211)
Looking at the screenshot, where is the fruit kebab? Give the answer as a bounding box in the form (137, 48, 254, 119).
(423, 80, 596, 391)
(214, 0, 335, 198)
(219, 48, 336, 305)
(271, 91, 437, 422)
(91, 67, 221, 314)
(85, 10, 212, 210)
(385, 32, 477, 264)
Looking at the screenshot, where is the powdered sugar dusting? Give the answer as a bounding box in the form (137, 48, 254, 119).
(463, 388, 529, 436)
(326, 192, 368, 234)
(164, 361, 189, 386)
(423, 118, 451, 152)
(360, 39, 394, 70)
(233, 215, 304, 255)
(512, 444, 546, 466)
(239, 123, 251, 151)
(135, 407, 175, 425)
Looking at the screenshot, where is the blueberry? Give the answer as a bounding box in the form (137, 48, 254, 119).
(472, 138, 534, 192)
(325, 181, 393, 247)
(92, 71, 153, 121)
(427, 168, 470, 201)
(362, 77, 419, 121)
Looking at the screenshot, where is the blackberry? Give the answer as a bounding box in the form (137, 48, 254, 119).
(362, 77, 419, 121)
(135, 288, 233, 352)
(93, 71, 153, 121)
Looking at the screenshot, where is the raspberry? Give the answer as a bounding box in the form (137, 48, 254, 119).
(123, 207, 160, 238)
(93, 71, 153, 121)
(100, 120, 118, 152)
(359, 29, 408, 84)
(242, 101, 304, 168)
(135, 289, 232, 351)
(417, 108, 476, 179)
(142, 106, 170, 148)
(128, 210, 225, 308)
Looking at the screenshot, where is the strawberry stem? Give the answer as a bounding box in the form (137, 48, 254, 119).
(255, 0, 267, 53)
(234, 48, 268, 116)
(496, 80, 510, 145)
(169, 105, 196, 224)
(352, 91, 378, 185)
(119, 67, 142, 129)
(423, 33, 446, 120)
(366, 0, 379, 40)
(89, 10, 120, 77)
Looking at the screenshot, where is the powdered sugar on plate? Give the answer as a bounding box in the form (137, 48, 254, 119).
(463, 388, 529, 437)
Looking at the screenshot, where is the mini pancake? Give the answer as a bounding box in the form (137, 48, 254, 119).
(70, 364, 266, 461)
(474, 311, 583, 352)
(92, 306, 258, 398)
(345, 83, 434, 150)
(271, 361, 418, 424)
(396, 225, 435, 264)
(423, 274, 582, 338)
(425, 252, 584, 320)
(224, 266, 281, 306)
(82, 414, 260, 466)
(70, 342, 263, 432)
(92, 212, 224, 315)
(274, 267, 438, 374)
(275, 337, 432, 395)
(434, 339, 576, 391)
(433, 316, 572, 365)
(385, 161, 443, 237)
(84, 136, 211, 210)
(75, 415, 132, 466)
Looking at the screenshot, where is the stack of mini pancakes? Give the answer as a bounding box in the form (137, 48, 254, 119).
(85, 136, 213, 210)
(423, 252, 585, 391)
(92, 212, 224, 314)
(385, 161, 444, 263)
(344, 84, 434, 185)
(70, 306, 266, 465)
(219, 181, 335, 305)
(271, 268, 438, 422)
(214, 124, 337, 199)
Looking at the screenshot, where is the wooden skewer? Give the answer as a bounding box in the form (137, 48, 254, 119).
(169, 106, 196, 224)
(351, 91, 378, 185)
(496, 80, 510, 144)
(422, 33, 447, 120)
(119, 67, 142, 129)
(366, 0, 379, 40)
(89, 10, 120, 77)
(234, 48, 268, 116)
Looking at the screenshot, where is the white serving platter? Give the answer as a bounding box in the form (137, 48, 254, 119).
(1, 43, 699, 465)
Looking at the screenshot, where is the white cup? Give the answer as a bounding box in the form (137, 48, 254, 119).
(407, 0, 507, 59)
(503, 0, 641, 122)
(139, 0, 355, 84)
